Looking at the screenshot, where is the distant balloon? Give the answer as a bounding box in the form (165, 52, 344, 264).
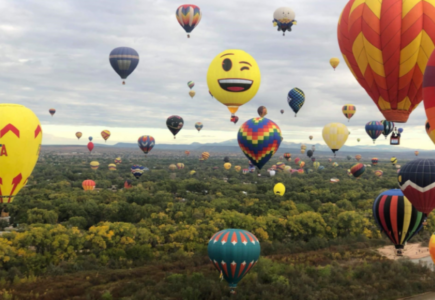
(307, 150, 313, 158)
(287, 88, 305, 117)
(322, 123, 349, 155)
(342, 104, 356, 122)
(108, 163, 117, 171)
(355, 154, 361, 162)
(138, 136, 155, 155)
(87, 142, 94, 153)
(280, 109, 284, 114)
(76, 132, 82, 140)
(185, 150, 190, 156)
(415, 151, 419, 156)
(49, 108, 56, 116)
(224, 163, 231, 170)
(131, 165, 145, 179)
(109, 47, 139, 84)
(391, 157, 398, 166)
(330, 58, 340, 70)
(169, 164, 177, 171)
(237, 118, 282, 170)
(257, 106, 268, 118)
(88, 136, 93, 141)
(101, 130, 111, 142)
(82, 180, 96, 191)
(357, 138, 360, 142)
(235, 166, 241, 172)
(176, 163, 185, 170)
(332, 162, 339, 168)
(114, 157, 122, 164)
(90, 161, 100, 170)
(202, 152, 210, 160)
(189, 90, 196, 98)
(313, 162, 320, 170)
(176, 4, 202, 38)
(231, 116, 239, 124)
(273, 7, 297, 36)
(274, 183, 286, 196)
(294, 157, 300, 165)
(375, 170, 383, 177)
(187, 81, 195, 89)
(224, 157, 230, 163)
(269, 170, 276, 177)
(350, 163, 365, 179)
(284, 153, 291, 162)
(309, 135, 313, 140)
(347, 155, 352, 161)
(398, 128, 404, 134)
(372, 158, 378, 165)
(195, 122, 203, 132)
(365, 121, 384, 143)
(166, 116, 184, 139)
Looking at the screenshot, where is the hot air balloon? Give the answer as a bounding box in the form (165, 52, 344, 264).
(124, 180, 133, 189)
(272, 7, 296, 36)
(82, 180, 96, 191)
(375, 170, 383, 178)
(284, 153, 291, 162)
(76, 132, 82, 140)
(269, 170, 276, 177)
(257, 106, 267, 118)
(381, 120, 395, 140)
(284, 166, 292, 173)
(299, 161, 305, 168)
(294, 157, 301, 165)
(169, 164, 177, 171)
(391, 157, 398, 166)
(224, 163, 231, 170)
(287, 88, 305, 117)
(138, 135, 155, 155)
(189, 170, 196, 176)
(338, 0, 435, 123)
(90, 161, 100, 170)
(49, 108, 56, 116)
(350, 163, 365, 179)
(109, 47, 139, 85)
(195, 122, 203, 132)
(176, 5, 202, 38)
(311, 157, 316, 162)
(319, 166, 325, 171)
(237, 118, 282, 170)
(328, 158, 332, 163)
(242, 169, 249, 174)
(307, 150, 313, 158)
(235, 166, 241, 172)
(208, 229, 260, 294)
(300, 149, 305, 154)
(398, 159, 435, 215)
(330, 58, 340, 70)
(101, 130, 111, 142)
(176, 163, 185, 170)
(108, 164, 117, 171)
(231, 116, 239, 124)
(224, 157, 230, 163)
(398, 128, 404, 134)
(372, 158, 378, 165)
(189, 90, 196, 98)
(309, 135, 313, 140)
(365, 121, 383, 144)
(131, 165, 145, 179)
(276, 162, 285, 172)
(202, 152, 210, 160)
(166, 116, 183, 139)
(333, 162, 339, 168)
(297, 169, 304, 174)
(88, 136, 93, 141)
(280, 109, 284, 114)
(114, 157, 122, 164)
(313, 162, 320, 170)
(373, 189, 425, 255)
(187, 81, 195, 89)
(346, 155, 351, 161)
(322, 123, 349, 156)
(415, 151, 419, 157)
(357, 138, 360, 142)
(185, 150, 190, 156)
(87, 142, 94, 153)
(207, 50, 261, 119)
(274, 183, 286, 196)
(0, 104, 44, 203)
(355, 155, 361, 162)
(330, 178, 340, 183)
(342, 104, 355, 122)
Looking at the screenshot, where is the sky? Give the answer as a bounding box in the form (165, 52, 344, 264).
(1, 0, 433, 150)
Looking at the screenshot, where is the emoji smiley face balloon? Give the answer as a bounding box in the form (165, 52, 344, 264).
(0, 104, 42, 203)
(207, 49, 261, 117)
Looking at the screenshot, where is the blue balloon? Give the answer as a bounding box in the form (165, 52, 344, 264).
(109, 47, 139, 84)
(88, 136, 93, 141)
(381, 120, 395, 138)
(287, 88, 305, 116)
(365, 121, 384, 143)
(398, 128, 404, 134)
(131, 165, 145, 179)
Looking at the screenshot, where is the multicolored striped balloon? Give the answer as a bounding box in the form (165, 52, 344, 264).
(342, 104, 355, 121)
(208, 229, 260, 294)
(371, 158, 378, 165)
(82, 180, 96, 191)
(176, 4, 202, 38)
(350, 163, 365, 179)
(338, 0, 435, 123)
(365, 121, 383, 143)
(138, 135, 155, 155)
(372, 189, 424, 251)
(101, 130, 111, 142)
(187, 81, 195, 89)
(237, 118, 282, 170)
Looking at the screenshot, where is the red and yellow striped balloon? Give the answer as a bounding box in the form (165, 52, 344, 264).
(338, 0, 435, 123)
(101, 130, 111, 142)
(82, 180, 96, 191)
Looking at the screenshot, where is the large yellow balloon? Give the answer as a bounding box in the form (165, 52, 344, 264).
(273, 183, 285, 196)
(207, 49, 261, 116)
(322, 123, 349, 155)
(224, 162, 231, 170)
(0, 104, 42, 204)
(330, 58, 340, 70)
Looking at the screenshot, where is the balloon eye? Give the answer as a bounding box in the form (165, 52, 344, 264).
(222, 59, 232, 71)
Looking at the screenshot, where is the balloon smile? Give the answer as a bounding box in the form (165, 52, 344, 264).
(218, 79, 253, 92)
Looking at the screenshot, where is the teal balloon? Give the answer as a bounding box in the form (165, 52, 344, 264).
(208, 229, 260, 293)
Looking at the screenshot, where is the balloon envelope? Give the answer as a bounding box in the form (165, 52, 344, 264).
(109, 47, 139, 83)
(166, 116, 184, 138)
(287, 88, 305, 116)
(176, 5, 202, 37)
(322, 123, 349, 154)
(274, 183, 285, 196)
(138, 136, 155, 154)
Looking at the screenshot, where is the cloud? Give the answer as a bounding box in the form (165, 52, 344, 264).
(0, 0, 432, 149)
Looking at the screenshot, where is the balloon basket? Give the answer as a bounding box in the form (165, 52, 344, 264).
(187, 34, 190, 38)
(122, 81, 125, 85)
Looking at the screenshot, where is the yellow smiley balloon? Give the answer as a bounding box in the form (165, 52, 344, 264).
(0, 104, 42, 204)
(207, 49, 261, 116)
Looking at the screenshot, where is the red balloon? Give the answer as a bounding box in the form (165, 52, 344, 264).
(87, 142, 94, 152)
